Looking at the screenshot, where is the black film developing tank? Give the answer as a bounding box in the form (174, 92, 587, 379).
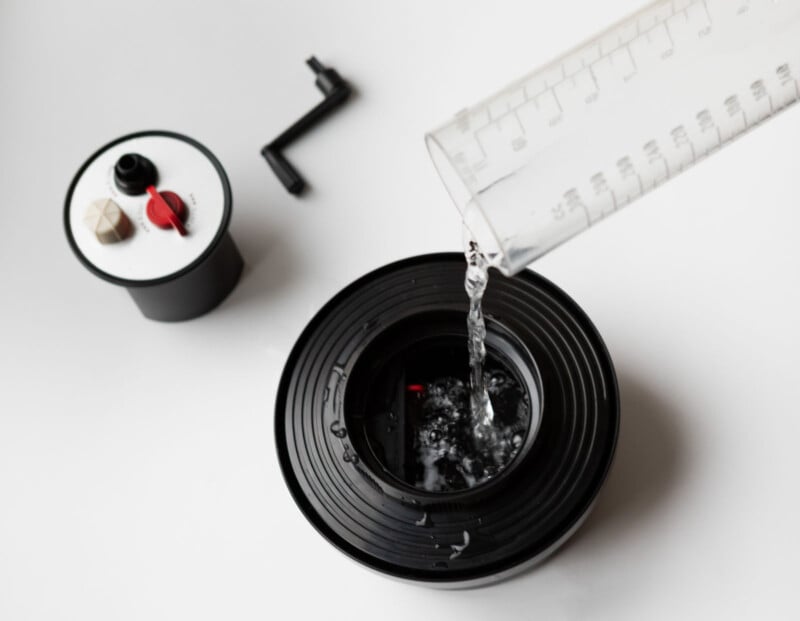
(64, 130, 243, 322)
(276, 253, 619, 587)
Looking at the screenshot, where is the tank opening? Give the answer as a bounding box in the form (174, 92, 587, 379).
(345, 311, 541, 494)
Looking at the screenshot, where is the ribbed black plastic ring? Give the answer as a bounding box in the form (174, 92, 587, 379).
(275, 254, 619, 587)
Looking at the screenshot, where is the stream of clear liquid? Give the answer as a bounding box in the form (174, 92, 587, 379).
(464, 241, 494, 433)
(409, 241, 528, 492)
(360, 240, 530, 493)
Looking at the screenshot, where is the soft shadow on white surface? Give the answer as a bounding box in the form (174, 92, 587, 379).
(556, 368, 685, 555)
(222, 218, 300, 313)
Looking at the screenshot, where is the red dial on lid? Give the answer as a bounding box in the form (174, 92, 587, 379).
(145, 186, 187, 235)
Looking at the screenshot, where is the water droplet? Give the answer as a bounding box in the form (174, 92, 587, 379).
(356, 467, 385, 495)
(329, 420, 347, 438)
(414, 511, 432, 527)
(322, 387, 330, 403)
(342, 443, 359, 464)
(449, 530, 471, 560)
(361, 318, 379, 332)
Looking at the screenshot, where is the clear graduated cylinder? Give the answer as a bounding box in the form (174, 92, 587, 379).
(427, 0, 800, 276)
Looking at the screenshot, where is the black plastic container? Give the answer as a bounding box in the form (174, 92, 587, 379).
(276, 254, 619, 587)
(64, 131, 243, 322)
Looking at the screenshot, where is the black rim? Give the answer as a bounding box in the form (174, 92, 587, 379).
(275, 253, 619, 585)
(63, 130, 233, 288)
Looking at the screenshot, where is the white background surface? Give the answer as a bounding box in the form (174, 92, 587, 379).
(2, 1, 800, 619)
